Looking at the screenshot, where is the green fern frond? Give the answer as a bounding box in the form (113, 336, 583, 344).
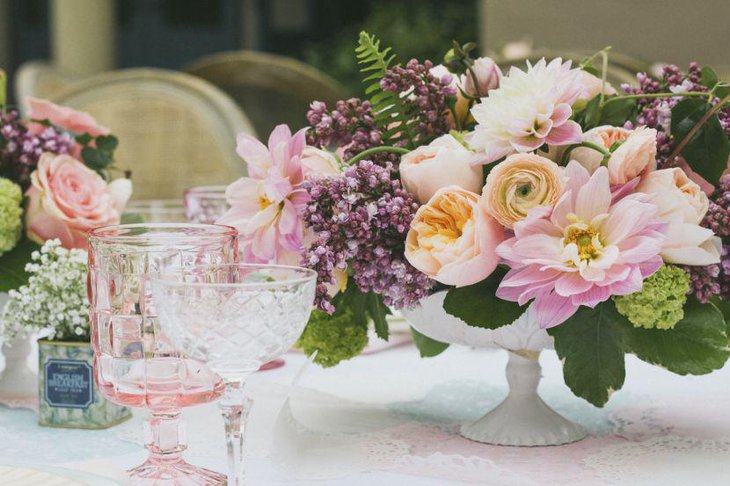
(355, 31, 417, 149)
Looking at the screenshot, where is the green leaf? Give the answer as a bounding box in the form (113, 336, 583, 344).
(709, 296, 730, 342)
(0, 237, 41, 292)
(599, 97, 637, 126)
(75, 133, 93, 145)
(410, 327, 449, 357)
(443, 267, 526, 330)
(700, 66, 719, 89)
(547, 301, 627, 407)
(621, 297, 730, 375)
(715, 83, 730, 100)
(670, 98, 730, 184)
(95, 134, 118, 152)
(366, 292, 390, 340)
(573, 95, 601, 130)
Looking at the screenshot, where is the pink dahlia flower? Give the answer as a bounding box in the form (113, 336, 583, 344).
(466, 58, 586, 164)
(219, 125, 310, 264)
(496, 161, 666, 328)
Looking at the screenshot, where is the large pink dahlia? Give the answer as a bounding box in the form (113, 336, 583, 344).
(496, 161, 666, 328)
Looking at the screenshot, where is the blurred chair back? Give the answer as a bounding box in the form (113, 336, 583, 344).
(14, 61, 82, 103)
(185, 51, 347, 135)
(51, 68, 255, 199)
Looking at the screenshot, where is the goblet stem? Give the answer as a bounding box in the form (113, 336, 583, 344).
(219, 380, 252, 486)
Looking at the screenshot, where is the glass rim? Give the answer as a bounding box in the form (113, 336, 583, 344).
(184, 185, 228, 199)
(88, 223, 238, 243)
(151, 263, 318, 289)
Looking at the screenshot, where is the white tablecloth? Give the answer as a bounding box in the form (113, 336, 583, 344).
(2, 343, 730, 485)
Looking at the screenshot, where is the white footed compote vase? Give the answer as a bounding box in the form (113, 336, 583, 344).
(0, 293, 36, 401)
(402, 291, 586, 447)
(152, 264, 317, 485)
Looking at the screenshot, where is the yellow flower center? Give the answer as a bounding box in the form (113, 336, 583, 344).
(563, 214, 604, 263)
(414, 191, 476, 247)
(259, 195, 273, 210)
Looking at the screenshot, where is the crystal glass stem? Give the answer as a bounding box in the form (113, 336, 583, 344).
(219, 380, 251, 486)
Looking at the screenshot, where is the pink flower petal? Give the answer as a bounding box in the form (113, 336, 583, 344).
(533, 290, 579, 328)
(554, 272, 593, 297)
(545, 120, 582, 146)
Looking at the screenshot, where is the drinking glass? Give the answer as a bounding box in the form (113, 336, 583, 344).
(183, 185, 285, 371)
(183, 185, 229, 224)
(88, 224, 238, 485)
(151, 264, 317, 485)
(122, 199, 188, 224)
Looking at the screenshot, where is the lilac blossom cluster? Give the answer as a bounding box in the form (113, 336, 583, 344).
(686, 175, 730, 302)
(306, 98, 393, 165)
(379, 59, 456, 144)
(301, 159, 431, 313)
(0, 110, 74, 188)
(306, 59, 455, 168)
(623, 63, 730, 168)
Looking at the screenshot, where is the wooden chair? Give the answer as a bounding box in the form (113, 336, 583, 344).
(50, 68, 256, 200)
(185, 51, 347, 136)
(14, 61, 81, 103)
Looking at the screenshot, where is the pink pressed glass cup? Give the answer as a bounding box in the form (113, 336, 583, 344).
(88, 223, 238, 485)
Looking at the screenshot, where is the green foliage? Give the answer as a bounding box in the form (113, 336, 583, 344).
(0, 236, 40, 292)
(0, 178, 23, 256)
(297, 308, 369, 368)
(356, 31, 417, 148)
(613, 265, 690, 330)
(573, 95, 637, 131)
(411, 326, 449, 357)
(670, 98, 730, 185)
(548, 301, 627, 407)
(81, 134, 119, 180)
(334, 283, 391, 339)
(700, 66, 719, 89)
(619, 297, 729, 375)
(443, 267, 526, 330)
(549, 298, 730, 407)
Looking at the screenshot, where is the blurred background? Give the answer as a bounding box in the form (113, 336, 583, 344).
(0, 0, 728, 198)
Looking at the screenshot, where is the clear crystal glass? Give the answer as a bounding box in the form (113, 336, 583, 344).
(88, 223, 238, 485)
(151, 264, 317, 485)
(183, 185, 229, 224)
(122, 199, 188, 224)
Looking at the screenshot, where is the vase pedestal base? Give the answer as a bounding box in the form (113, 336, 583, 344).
(461, 351, 587, 447)
(127, 456, 226, 485)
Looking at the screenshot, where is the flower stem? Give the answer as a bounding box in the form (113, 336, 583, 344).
(559, 141, 610, 166)
(666, 93, 730, 167)
(347, 146, 411, 165)
(602, 91, 712, 106)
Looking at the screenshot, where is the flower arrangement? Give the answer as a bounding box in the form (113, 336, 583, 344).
(0, 75, 131, 297)
(1, 239, 88, 342)
(220, 33, 730, 406)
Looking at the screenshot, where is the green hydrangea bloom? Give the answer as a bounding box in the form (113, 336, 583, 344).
(0, 177, 23, 256)
(297, 308, 369, 368)
(614, 265, 690, 330)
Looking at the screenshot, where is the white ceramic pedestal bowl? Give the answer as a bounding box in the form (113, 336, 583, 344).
(402, 291, 586, 447)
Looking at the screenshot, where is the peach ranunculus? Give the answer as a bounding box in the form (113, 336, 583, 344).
(637, 168, 720, 265)
(301, 147, 342, 178)
(25, 97, 110, 137)
(482, 153, 566, 229)
(399, 134, 485, 204)
(572, 126, 657, 184)
(405, 186, 503, 286)
(25, 153, 131, 249)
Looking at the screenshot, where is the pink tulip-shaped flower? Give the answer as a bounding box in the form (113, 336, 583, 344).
(218, 125, 310, 264)
(496, 161, 667, 328)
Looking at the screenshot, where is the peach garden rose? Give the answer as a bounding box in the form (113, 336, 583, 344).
(25, 153, 131, 249)
(405, 186, 503, 287)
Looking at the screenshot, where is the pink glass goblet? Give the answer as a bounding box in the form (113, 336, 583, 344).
(152, 264, 316, 485)
(183, 185, 229, 224)
(122, 199, 188, 224)
(88, 223, 238, 485)
(183, 185, 286, 371)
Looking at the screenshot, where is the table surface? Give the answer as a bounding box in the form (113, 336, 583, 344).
(2, 339, 730, 485)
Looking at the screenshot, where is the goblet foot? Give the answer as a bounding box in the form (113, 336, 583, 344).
(127, 455, 226, 485)
(259, 358, 285, 371)
(461, 351, 586, 446)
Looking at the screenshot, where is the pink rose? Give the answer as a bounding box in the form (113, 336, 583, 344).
(25, 153, 131, 249)
(571, 126, 657, 185)
(399, 134, 484, 204)
(25, 97, 110, 137)
(405, 186, 504, 286)
(462, 56, 501, 97)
